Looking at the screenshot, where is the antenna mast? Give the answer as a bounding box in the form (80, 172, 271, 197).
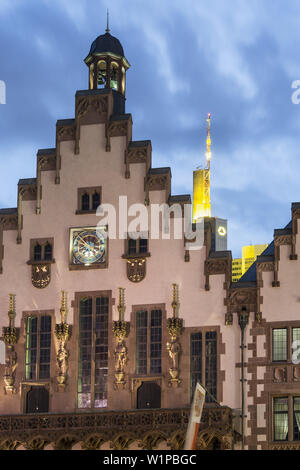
(205, 113, 212, 170)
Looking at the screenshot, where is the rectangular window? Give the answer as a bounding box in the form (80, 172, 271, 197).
(274, 397, 289, 441)
(294, 397, 300, 441)
(136, 309, 162, 375)
(136, 310, 147, 375)
(150, 309, 162, 374)
(272, 328, 287, 362)
(190, 332, 202, 400)
(77, 296, 108, 409)
(77, 187, 101, 214)
(30, 238, 54, 263)
(292, 328, 300, 363)
(127, 236, 148, 256)
(190, 330, 218, 403)
(25, 315, 52, 380)
(205, 331, 217, 402)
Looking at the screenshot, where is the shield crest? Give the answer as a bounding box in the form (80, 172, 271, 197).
(32, 264, 51, 289)
(126, 258, 146, 282)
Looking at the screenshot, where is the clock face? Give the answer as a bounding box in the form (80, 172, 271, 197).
(70, 227, 107, 267)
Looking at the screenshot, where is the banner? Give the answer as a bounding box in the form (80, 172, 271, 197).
(184, 382, 206, 450)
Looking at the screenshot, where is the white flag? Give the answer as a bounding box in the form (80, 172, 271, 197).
(184, 382, 206, 450)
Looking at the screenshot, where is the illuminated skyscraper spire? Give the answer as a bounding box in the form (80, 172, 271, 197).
(205, 113, 212, 170)
(192, 113, 212, 221)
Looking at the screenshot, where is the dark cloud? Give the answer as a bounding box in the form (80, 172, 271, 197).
(0, 0, 300, 257)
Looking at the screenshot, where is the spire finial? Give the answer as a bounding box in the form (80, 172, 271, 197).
(106, 9, 110, 33)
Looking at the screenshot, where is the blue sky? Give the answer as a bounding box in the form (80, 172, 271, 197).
(1, 0, 300, 257)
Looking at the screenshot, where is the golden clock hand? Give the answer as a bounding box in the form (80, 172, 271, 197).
(77, 234, 93, 250)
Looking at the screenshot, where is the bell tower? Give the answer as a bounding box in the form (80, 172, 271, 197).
(84, 15, 130, 114)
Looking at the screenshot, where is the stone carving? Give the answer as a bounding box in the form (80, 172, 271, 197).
(293, 366, 300, 382)
(37, 154, 56, 171)
(56, 126, 75, 142)
(273, 367, 287, 383)
(127, 148, 147, 164)
(274, 235, 292, 246)
(76, 96, 108, 120)
(112, 288, 129, 389)
(225, 313, 233, 326)
(32, 264, 51, 289)
(166, 284, 183, 387)
(256, 262, 275, 272)
(54, 291, 71, 390)
(108, 121, 128, 137)
(2, 294, 18, 394)
(228, 289, 256, 305)
(0, 406, 233, 450)
(126, 257, 146, 282)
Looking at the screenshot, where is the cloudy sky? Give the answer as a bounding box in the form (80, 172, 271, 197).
(0, 0, 300, 256)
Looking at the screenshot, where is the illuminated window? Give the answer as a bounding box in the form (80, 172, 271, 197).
(136, 309, 162, 375)
(272, 329, 287, 361)
(190, 330, 218, 403)
(190, 332, 202, 400)
(77, 296, 108, 409)
(25, 315, 52, 380)
(274, 397, 288, 441)
(294, 397, 300, 440)
(273, 396, 300, 442)
(97, 61, 106, 88)
(110, 62, 119, 90)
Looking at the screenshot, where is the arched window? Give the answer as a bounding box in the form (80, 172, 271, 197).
(92, 191, 100, 211)
(89, 63, 94, 89)
(44, 242, 52, 261)
(110, 62, 119, 90)
(34, 243, 42, 261)
(81, 193, 90, 211)
(121, 66, 126, 95)
(97, 61, 107, 88)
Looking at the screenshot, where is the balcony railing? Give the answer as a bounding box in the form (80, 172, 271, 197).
(0, 406, 233, 450)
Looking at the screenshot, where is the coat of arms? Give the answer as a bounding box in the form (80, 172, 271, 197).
(32, 264, 51, 288)
(126, 258, 146, 282)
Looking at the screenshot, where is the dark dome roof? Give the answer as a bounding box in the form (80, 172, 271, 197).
(89, 32, 124, 57)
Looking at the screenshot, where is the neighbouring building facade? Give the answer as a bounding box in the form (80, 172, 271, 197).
(0, 29, 300, 451)
(232, 244, 268, 282)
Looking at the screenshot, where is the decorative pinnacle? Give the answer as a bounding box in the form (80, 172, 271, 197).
(117, 287, 126, 321)
(60, 290, 68, 324)
(106, 9, 110, 33)
(206, 113, 212, 169)
(8, 294, 16, 326)
(171, 284, 179, 318)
